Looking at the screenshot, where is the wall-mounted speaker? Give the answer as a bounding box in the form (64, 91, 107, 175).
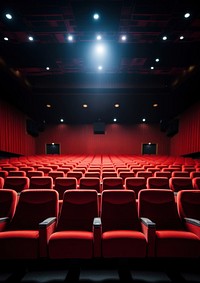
(166, 118, 179, 137)
(26, 119, 39, 137)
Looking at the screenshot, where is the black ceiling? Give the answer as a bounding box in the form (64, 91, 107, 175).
(0, 0, 200, 126)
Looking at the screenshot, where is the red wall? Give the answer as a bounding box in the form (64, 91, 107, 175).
(170, 101, 200, 156)
(36, 123, 170, 155)
(0, 99, 35, 156)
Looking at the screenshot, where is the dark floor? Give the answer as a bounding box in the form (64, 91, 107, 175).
(0, 258, 199, 283)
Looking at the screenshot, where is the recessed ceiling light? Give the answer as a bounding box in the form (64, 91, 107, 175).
(4, 37, 9, 41)
(180, 35, 184, 40)
(115, 103, 120, 108)
(96, 35, 102, 40)
(46, 104, 51, 108)
(5, 14, 12, 20)
(93, 13, 99, 20)
(162, 36, 167, 41)
(28, 36, 34, 41)
(184, 13, 190, 18)
(142, 118, 146, 122)
(153, 103, 158, 107)
(83, 104, 88, 108)
(113, 118, 117, 122)
(67, 35, 73, 41)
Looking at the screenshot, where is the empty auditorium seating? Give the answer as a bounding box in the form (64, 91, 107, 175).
(154, 171, 171, 179)
(118, 171, 135, 183)
(0, 189, 18, 220)
(54, 177, 77, 199)
(102, 177, 123, 190)
(100, 190, 154, 258)
(8, 170, 26, 176)
(177, 190, 200, 220)
(192, 177, 200, 190)
(190, 171, 200, 179)
(177, 190, 200, 238)
(0, 176, 4, 189)
(138, 189, 200, 258)
(48, 189, 99, 259)
(48, 170, 65, 185)
(171, 171, 190, 177)
(37, 166, 53, 176)
(26, 170, 44, 178)
(67, 171, 83, 184)
(124, 177, 146, 198)
(3, 176, 30, 193)
(136, 171, 153, 180)
(146, 177, 170, 190)
(169, 177, 193, 193)
(101, 172, 118, 179)
(79, 177, 101, 193)
(0, 170, 9, 179)
(29, 176, 53, 189)
(0, 189, 59, 259)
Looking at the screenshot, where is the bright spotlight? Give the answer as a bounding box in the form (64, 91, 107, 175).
(96, 44, 105, 54)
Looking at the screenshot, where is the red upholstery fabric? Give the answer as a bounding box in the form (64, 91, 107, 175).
(0, 189, 59, 259)
(0, 176, 4, 189)
(29, 176, 53, 189)
(48, 189, 99, 259)
(192, 177, 200, 190)
(177, 190, 200, 220)
(0, 189, 18, 219)
(124, 177, 146, 198)
(146, 177, 170, 190)
(101, 190, 147, 258)
(138, 189, 200, 258)
(79, 177, 101, 193)
(3, 176, 30, 193)
(169, 177, 193, 193)
(102, 177, 124, 190)
(54, 177, 77, 200)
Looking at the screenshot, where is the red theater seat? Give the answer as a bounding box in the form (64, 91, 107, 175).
(177, 190, 200, 239)
(169, 177, 193, 193)
(3, 176, 30, 193)
(48, 189, 99, 259)
(29, 176, 53, 189)
(146, 177, 170, 190)
(102, 177, 124, 190)
(138, 189, 200, 258)
(124, 177, 146, 198)
(192, 177, 200, 190)
(100, 190, 154, 258)
(0, 189, 59, 259)
(54, 177, 77, 200)
(79, 177, 101, 193)
(0, 189, 18, 220)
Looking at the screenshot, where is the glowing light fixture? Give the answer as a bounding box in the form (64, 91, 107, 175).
(5, 13, 12, 20)
(93, 13, 99, 20)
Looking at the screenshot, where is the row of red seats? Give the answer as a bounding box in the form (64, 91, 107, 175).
(0, 175, 200, 196)
(0, 188, 199, 260)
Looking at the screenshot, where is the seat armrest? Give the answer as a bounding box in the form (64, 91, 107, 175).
(93, 217, 102, 258)
(183, 217, 200, 238)
(39, 217, 57, 258)
(0, 217, 9, 231)
(184, 217, 200, 226)
(39, 217, 57, 228)
(141, 217, 156, 228)
(93, 217, 102, 227)
(140, 217, 156, 258)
